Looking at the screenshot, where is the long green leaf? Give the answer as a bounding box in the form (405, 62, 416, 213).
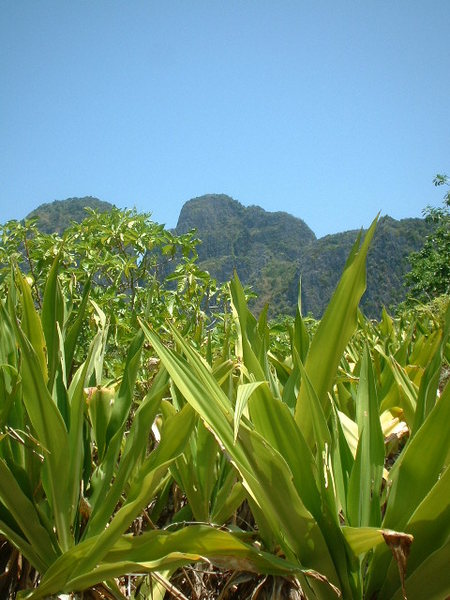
(329, 401, 354, 520)
(229, 274, 267, 382)
(341, 526, 404, 557)
(19, 525, 316, 599)
(41, 254, 65, 390)
(64, 277, 91, 379)
(72, 403, 196, 580)
(291, 280, 310, 364)
(347, 346, 384, 528)
(0, 520, 48, 575)
(67, 331, 103, 526)
(15, 272, 47, 382)
(384, 356, 417, 427)
(366, 381, 450, 597)
(412, 309, 449, 435)
(0, 301, 19, 427)
(295, 357, 356, 598)
(141, 321, 341, 595)
(234, 381, 264, 442)
(88, 331, 144, 512)
(84, 367, 169, 538)
(0, 458, 59, 569)
(295, 217, 378, 445)
(378, 464, 450, 600)
(14, 320, 71, 551)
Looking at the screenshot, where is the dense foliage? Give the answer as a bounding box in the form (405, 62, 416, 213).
(0, 204, 449, 599)
(0, 208, 221, 377)
(405, 175, 450, 302)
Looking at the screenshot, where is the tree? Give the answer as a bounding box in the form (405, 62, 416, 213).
(0, 207, 221, 375)
(405, 174, 450, 301)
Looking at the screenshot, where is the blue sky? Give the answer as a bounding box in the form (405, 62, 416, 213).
(1, 1, 449, 238)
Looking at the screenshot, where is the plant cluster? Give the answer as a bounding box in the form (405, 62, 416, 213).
(0, 205, 449, 599)
(0, 208, 226, 375)
(405, 174, 450, 302)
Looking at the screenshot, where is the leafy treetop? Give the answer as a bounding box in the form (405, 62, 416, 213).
(405, 174, 450, 302)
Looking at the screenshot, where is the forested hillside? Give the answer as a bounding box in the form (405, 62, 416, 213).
(24, 194, 432, 317)
(296, 216, 433, 316)
(27, 196, 114, 233)
(175, 194, 316, 314)
(176, 195, 433, 317)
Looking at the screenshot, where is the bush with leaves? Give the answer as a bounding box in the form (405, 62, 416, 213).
(144, 217, 450, 599)
(0, 207, 224, 375)
(2, 206, 449, 599)
(0, 263, 300, 599)
(405, 174, 450, 302)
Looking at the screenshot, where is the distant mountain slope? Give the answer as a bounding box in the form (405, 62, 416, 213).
(176, 195, 433, 317)
(23, 194, 432, 318)
(27, 197, 114, 234)
(296, 216, 433, 317)
(176, 194, 316, 314)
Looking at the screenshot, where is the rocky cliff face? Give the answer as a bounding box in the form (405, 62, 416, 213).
(176, 196, 433, 317)
(176, 194, 317, 311)
(177, 194, 315, 254)
(26, 194, 433, 318)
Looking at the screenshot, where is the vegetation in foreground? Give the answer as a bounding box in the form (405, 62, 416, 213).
(0, 196, 449, 599)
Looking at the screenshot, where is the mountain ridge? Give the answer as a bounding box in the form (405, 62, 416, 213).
(175, 195, 432, 317)
(25, 194, 432, 317)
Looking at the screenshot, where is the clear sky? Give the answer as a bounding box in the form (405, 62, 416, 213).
(1, 1, 449, 238)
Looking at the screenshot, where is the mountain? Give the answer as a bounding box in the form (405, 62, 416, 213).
(24, 194, 432, 318)
(176, 194, 317, 315)
(27, 197, 114, 234)
(296, 216, 433, 317)
(176, 195, 433, 318)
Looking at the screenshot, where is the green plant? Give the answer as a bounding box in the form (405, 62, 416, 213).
(0, 208, 225, 389)
(0, 261, 318, 598)
(2, 206, 449, 599)
(405, 174, 450, 302)
(142, 217, 450, 599)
